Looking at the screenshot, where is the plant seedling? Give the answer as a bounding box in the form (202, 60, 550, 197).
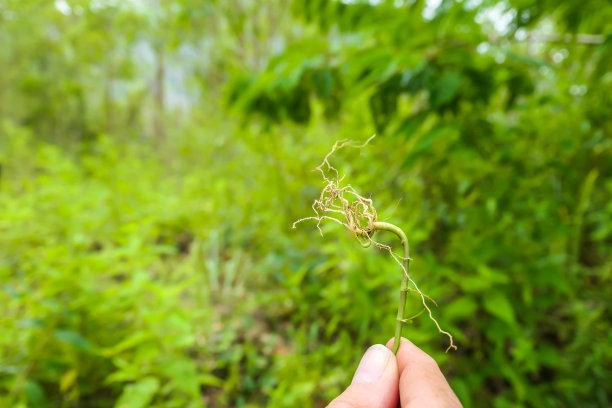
(293, 136, 456, 353)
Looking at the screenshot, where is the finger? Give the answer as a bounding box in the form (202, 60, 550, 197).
(327, 344, 399, 408)
(386, 337, 462, 408)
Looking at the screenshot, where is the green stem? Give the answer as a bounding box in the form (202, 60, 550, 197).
(371, 221, 410, 354)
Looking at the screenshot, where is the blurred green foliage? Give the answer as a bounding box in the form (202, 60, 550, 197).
(1, 0, 611, 407)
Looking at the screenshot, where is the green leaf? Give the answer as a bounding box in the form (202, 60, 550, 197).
(60, 369, 78, 392)
(430, 70, 462, 108)
(444, 297, 478, 321)
(114, 377, 160, 408)
(199, 373, 223, 387)
(483, 292, 516, 326)
(25, 380, 47, 407)
(162, 359, 199, 397)
(54, 329, 95, 353)
(100, 332, 154, 357)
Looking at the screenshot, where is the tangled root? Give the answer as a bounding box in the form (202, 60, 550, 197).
(292, 135, 378, 241)
(293, 135, 456, 352)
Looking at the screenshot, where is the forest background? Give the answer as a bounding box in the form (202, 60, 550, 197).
(1, 0, 611, 407)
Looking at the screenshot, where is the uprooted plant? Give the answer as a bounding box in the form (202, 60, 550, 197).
(293, 135, 456, 354)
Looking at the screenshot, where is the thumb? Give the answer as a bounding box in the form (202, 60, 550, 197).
(328, 344, 399, 408)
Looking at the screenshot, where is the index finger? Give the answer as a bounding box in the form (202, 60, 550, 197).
(386, 338, 462, 408)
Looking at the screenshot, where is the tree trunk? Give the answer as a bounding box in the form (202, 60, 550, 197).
(104, 60, 114, 135)
(153, 46, 165, 143)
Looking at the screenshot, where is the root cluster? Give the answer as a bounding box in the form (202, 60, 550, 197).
(293, 135, 379, 243)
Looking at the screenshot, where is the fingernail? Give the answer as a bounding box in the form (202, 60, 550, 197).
(352, 344, 392, 384)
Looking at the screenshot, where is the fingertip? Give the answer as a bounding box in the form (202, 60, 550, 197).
(394, 338, 462, 407)
(391, 338, 436, 370)
(352, 344, 393, 385)
(386, 337, 423, 359)
(385, 337, 410, 350)
(328, 344, 399, 408)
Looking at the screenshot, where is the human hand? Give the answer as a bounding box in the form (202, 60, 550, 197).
(328, 338, 462, 408)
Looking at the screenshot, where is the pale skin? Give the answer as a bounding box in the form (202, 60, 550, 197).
(328, 338, 462, 408)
